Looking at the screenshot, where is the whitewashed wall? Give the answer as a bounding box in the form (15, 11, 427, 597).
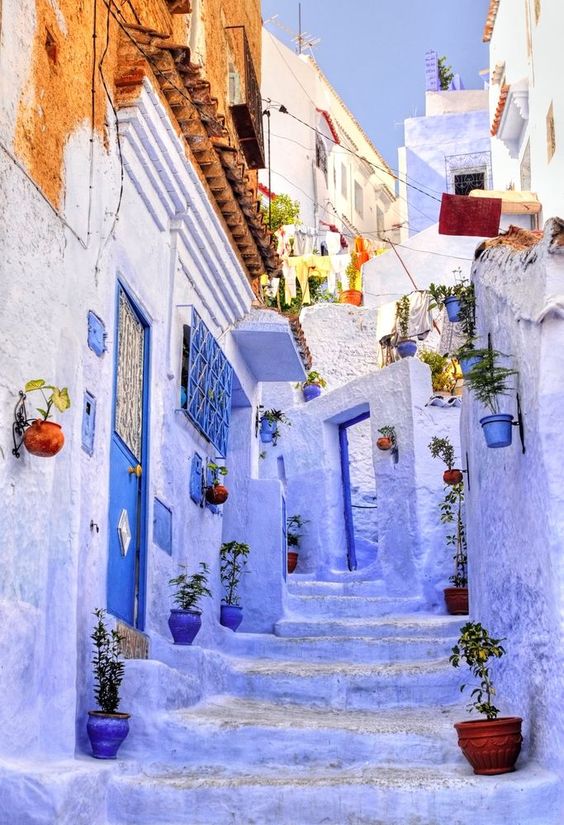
(461, 219, 564, 772)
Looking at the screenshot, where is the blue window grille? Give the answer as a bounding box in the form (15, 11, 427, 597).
(181, 309, 233, 458)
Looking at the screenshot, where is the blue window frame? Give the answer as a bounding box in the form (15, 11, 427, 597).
(181, 308, 233, 457)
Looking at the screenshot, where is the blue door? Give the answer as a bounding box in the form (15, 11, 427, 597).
(107, 287, 149, 628)
(339, 411, 371, 572)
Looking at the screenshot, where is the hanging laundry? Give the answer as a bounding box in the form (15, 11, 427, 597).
(324, 231, 342, 256)
(294, 226, 317, 256)
(354, 236, 370, 267)
(404, 291, 433, 340)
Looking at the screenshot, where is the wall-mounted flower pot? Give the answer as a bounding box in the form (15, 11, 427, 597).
(444, 296, 462, 323)
(205, 484, 229, 505)
(459, 354, 483, 376)
(87, 711, 130, 759)
(168, 609, 202, 645)
(340, 290, 363, 306)
(260, 418, 276, 443)
(220, 603, 243, 632)
(303, 384, 322, 403)
(287, 551, 299, 573)
(23, 420, 65, 457)
(480, 413, 513, 448)
(443, 469, 463, 485)
(444, 586, 468, 615)
(376, 437, 393, 451)
(454, 717, 523, 775)
(396, 339, 417, 358)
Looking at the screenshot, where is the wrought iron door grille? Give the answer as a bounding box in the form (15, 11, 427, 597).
(181, 309, 233, 457)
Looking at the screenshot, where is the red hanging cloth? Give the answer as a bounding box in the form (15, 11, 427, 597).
(439, 193, 502, 238)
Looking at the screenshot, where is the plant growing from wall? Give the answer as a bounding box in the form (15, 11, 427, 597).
(450, 622, 506, 719)
(440, 482, 467, 589)
(260, 409, 291, 445)
(90, 608, 125, 715)
(261, 193, 301, 232)
(169, 563, 212, 611)
(418, 349, 456, 393)
(438, 55, 455, 91)
(303, 371, 327, 388)
(18, 378, 71, 457)
(220, 541, 250, 607)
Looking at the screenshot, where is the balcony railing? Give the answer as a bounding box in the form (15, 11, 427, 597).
(226, 26, 265, 170)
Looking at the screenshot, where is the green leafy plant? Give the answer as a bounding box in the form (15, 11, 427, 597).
(438, 55, 455, 91)
(428, 279, 473, 312)
(440, 481, 467, 588)
(261, 409, 291, 446)
(207, 462, 228, 487)
(344, 258, 361, 292)
(24, 379, 71, 421)
(378, 425, 396, 444)
(428, 436, 456, 470)
(418, 350, 456, 393)
(395, 295, 411, 340)
(287, 514, 308, 548)
(91, 609, 125, 715)
(261, 193, 301, 232)
(303, 371, 327, 388)
(449, 622, 506, 719)
(169, 563, 212, 611)
(220, 541, 250, 606)
(464, 348, 517, 414)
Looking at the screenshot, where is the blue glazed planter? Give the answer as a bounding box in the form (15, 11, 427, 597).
(459, 354, 483, 376)
(444, 296, 462, 323)
(87, 712, 130, 759)
(396, 339, 417, 358)
(480, 413, 514, 448)
(168, 609, 202, 645)
(220, 603, 243, 632)
(303, 384, 322, 402)
(260, 418, 276, 443)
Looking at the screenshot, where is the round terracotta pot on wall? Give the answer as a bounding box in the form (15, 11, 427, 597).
(23, 420, 65, 457)
(454, 717, 523, 775)
(444, 587, 468, 615)
(205, 485, 229, 505)
(443, 469, 463, 485)
(340, 290, 363, 306)
(376, 437, 393, 451)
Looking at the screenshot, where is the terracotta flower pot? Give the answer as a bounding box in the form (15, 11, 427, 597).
(444, 587, 468, 615)
(23, 420, 65, 457)
(443, 469, 463, 485)
(205, 484, 229, 505)
(376, 437, 393, 451)
(454, 717, 523, 775)
(340, 290, 363, 306)
(287, 551, 299, 573)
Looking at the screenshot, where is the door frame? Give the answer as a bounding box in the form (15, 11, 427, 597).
(107, 279, 152, 631)
(338, 410, 370, 572)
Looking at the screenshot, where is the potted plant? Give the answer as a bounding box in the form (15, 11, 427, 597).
(205, 462, 229, 505)
(395, 295, 417, 358)
(168, 563, 212, 645)
(302, 371, 327, 403)
(376, 425, 396, 451)
(260, 409, 290, 445)
(450, 622, 522, 774)
(428, 278, 474, 324)
(87, 609, 130, 760)
(440, 481, 468, 614)
(21, 379, 71, 457)
(428, 436, 463, 485)
(418, 350, 456, 395)
(455, 341, 483, 377)
(219, 541, 250, 631)
(340, 255, 363, 306)
(464, 348, 518, 448)
(287, 514, 307, 573)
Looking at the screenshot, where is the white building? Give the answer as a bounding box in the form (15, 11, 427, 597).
(485, 0, 564, 222)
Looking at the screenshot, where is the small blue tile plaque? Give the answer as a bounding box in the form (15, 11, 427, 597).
(87, 310, 106, 356)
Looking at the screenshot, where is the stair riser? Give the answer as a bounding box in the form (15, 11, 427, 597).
(275, 619, 462, 639)
(108, 776, 560, 825)
(286, 582, 387, 597)
(285, 596, 424, 619)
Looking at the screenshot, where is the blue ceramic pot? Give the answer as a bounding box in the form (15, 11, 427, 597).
(480, 413, 514, 448)
(168, 609, 202, 645)
(220, 603, 243, 632)
(459, 354, 482, 375)
(303, 384, 322, 402)
(87, 712, 130, 759)
(444, 296, 462, 323)
(260, 418, 276, 443)
(396, 339, 417, 358)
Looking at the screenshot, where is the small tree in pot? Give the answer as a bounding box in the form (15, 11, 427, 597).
(440, 482, 468, 615)
(302, 371, 327, 402)
(168, 562, 212, 645)
(464, 348, 518, 448)
(395, 295, 417, 358)
(87, 609, 130, 759)
(450, 622, 522, 775)
(219, 541, 250, 631)
(428, 436, 462, 485)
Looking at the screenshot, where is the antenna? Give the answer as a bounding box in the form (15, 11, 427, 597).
(264, 8, 320, 56)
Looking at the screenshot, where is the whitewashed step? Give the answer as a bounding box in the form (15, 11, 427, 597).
(285, 593, 425, 619)
(275, 614, 463, 639)
(122, 697, 462, 767)
(107, 763, 561, 825)
(287, 578, 387, 597)
(221, 630, 458, 663)
(225, 656, 459, 709)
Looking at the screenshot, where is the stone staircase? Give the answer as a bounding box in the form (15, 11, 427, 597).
(103, 578, 561, 825)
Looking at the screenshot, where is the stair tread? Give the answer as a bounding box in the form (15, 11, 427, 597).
(227, 655, 454, 676)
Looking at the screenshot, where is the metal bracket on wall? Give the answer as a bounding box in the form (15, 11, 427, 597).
(12, 391, 28, 458)
(513, 392, 526, 454)
(463, 451, 471, 491)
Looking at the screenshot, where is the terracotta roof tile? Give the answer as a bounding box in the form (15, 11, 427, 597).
(491, 84, 510, 136)
(483, 0, 501, 43)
